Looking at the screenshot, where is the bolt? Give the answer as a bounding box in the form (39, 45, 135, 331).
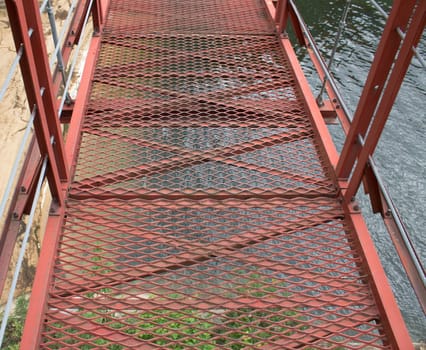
(350, 197, 356, 202)
(353, 205, 360, 211)
(385, 209, 392, 217)
(71, 30, 75, 35)
(12, 212, 19, 219)
(373, 85, 380, 91)
(332, 98, 337, 103)
(20, 186, 26, 193)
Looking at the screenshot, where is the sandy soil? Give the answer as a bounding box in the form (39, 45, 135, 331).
(0, 8, 29, 208)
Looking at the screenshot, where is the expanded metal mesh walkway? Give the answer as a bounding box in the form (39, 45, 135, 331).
(37, 0, 399, 348)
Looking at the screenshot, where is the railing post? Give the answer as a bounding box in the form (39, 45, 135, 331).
(92, 0, 104, 34)
(336, 0, 419, 181)
(5, 0, 69, 205)
(275, 0, 289, 33)
(342, 0, 425, 201)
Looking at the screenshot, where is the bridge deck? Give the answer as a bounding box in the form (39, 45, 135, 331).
(34, 0, 402, 348)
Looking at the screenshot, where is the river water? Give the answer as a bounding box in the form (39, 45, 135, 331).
(294, 0, 425, 341)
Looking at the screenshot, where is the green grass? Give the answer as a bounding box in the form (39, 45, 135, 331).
(43, 307, 309, 349)
(0, 295, 29, 350)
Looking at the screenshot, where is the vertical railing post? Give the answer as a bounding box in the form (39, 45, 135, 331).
(5, 0, 69, 205)
(275, 0, 289, 33)
(92, 0, 104, 34)
(336, 0, 420, 182)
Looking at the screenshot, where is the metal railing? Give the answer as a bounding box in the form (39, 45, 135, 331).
(0, 0, 104, 347)
(275, 0, 426, 312)
(0, 0, 423, 346)
(369, 0, 425, 69)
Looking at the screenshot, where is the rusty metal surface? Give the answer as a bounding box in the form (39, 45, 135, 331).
(34, 0, 407, 348)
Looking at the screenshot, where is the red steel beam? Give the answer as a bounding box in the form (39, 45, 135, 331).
(5, 0, 67, 204)
(267, 1, 414, 347)
(336, 0, 420, 179)
(51, 0, 90, 97)
(0, 0, 106, 305)
(70, 188, 335, 201)
(13, 0, 418, 348)
(19, 210, 66, 349)
(22, 0, 69, 182)
(344, 0, 426, 200)
(0, 139, 40, 294)
(342, 200, 414, 349)
(92, 0, 104, 31)
(275, 0, 289, 33)
(19, 0, 108, 346)
(277, 0, 426, 313)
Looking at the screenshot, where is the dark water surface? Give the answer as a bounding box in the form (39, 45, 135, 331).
(293, 0, 425, 341)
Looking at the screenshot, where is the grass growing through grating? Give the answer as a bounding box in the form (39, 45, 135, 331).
(45, 307, 310, 349)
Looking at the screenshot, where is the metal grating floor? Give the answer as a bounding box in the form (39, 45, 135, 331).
(38, 0, 396, 348)
(71, 34, 335, 199)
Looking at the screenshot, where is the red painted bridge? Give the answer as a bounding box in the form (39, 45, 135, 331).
(1, 0, 424, 348)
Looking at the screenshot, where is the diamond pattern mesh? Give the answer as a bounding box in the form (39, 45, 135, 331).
(36, 0, 395, 347)
(71, 35, 334, 198)
(42, 199, 387, 349)
(105, 0, 274, 34)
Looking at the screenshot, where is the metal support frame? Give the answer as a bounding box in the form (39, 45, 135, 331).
(275, 0, 304, 44)
(272, 0, 424, 336)
(50, 0, 86, 98)
(0, 0, 106, 345)
(336, 0, 426, 309)
(18, 1, 108, 347)
(281, 0, 426, 313)
(1, 0, 71, 295)
(25, 0, 413, 343)
(0, 0, 422, 347)
(270, 1, 414, 347)
(5, 0, 68, 202)
(0, 0, 105, 251)
(20, 28, 105, 350)
(338, 0, 425, 200)
(0, 138, 39, 295)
